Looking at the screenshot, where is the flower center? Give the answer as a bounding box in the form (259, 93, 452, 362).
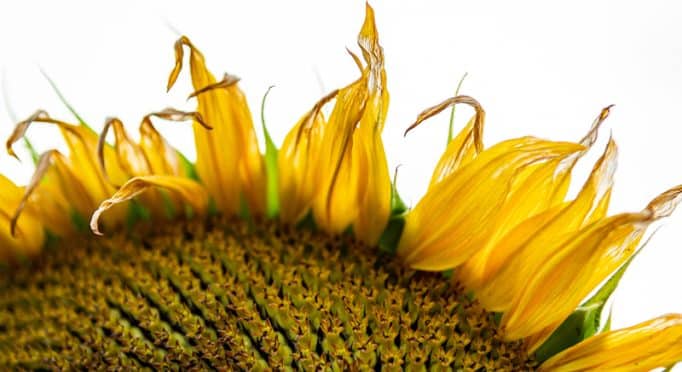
(0, 218, 534, 370)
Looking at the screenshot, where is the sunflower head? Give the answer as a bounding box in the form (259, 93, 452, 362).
(1, 3, 681, 371)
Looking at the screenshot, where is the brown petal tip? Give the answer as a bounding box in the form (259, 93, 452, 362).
(187, 73, 240, 100)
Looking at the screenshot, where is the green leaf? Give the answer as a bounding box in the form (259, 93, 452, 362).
(534, 237, 650, 363)
(447, 72, 468, 144)
(260, 85, 280, 219)
(40, 69, 91, 130)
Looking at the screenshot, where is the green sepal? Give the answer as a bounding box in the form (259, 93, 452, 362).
(126, 199, 151, 229)
(296, 211, 317, 231)
(447, 72, 468, 144)
(378, 167, 408, 253)
(178, 152, 200, 181)
(260, 86, 280, 219)
(534, 245, 644, 363)
(238, 193, 255, 232)
(533, 303, 600, 363)
(41, 69, 91, 131)
(663, 363, 677, 372)
(159, 189, 176, 219)
(378, 216, 404, 254)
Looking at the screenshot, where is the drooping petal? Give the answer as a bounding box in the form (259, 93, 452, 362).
(98, 117, 151, 178)
(278, 90, 337, 223)
(167, 37, 265, 216)
(404, 95, 485, 186)
(7, 111, 129, 225)
(538, 314, 682, 372)
(397, 137, 584, 271)
(11, 150, 95, 235)
(307, 3, 391, 245)
(90, 175, 208, 236)
(501, 184, 682, 340)
(464, 138, 617, 298)
(138, 108, 210, 176)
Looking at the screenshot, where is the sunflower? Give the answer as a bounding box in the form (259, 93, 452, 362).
(1, 3, 681, 371)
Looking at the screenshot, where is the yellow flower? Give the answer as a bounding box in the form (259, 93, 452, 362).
(1, 3, 681, 370)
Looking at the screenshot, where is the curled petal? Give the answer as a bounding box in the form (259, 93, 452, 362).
(539, 314, 682, 372)
(147, 108, 212, 130)
(90, 175, 208, 236)
(406, 95, 485, 186)
(187, 73, 240, 100)
(7, 110, 128, 203)
(138, 109, 208, 176)
(98, 117, 151, 180)
(167, 36, 266, 216)
(278, 90, 338, 223)
(11, 150, 94, 236)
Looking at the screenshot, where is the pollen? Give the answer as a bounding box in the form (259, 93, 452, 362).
(0, 218, 534, 370)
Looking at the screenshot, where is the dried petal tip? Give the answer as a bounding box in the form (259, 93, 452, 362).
(404, 95, 485, 152)
(90, 175, 208, 236)
(148, 108, 212, 130)
(6, 110, 50, 159)
(187, 73, 240, 100)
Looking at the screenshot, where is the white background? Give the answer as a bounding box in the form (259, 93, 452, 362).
(1, 0, 681, 345)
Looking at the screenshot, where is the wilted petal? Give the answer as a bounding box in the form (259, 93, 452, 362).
(167, 36, 265, 216)
(278, 90, 337, 223)
(397, 137, 584, 271)
(501, 184, 682, 340)
(138, 108, 207, 176)
(310, 3, 391, 245)
(90, 175, 208, 236)
(11, 150, 94, 235)
(404, 95, 485, 186)
(7, 111, 128, 209)
(538, 314, 682, 372)
(98, 117, 151, 178)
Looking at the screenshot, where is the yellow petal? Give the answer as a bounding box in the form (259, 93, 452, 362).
(167, 37, 265, 216)
(139, 108, 209, 176)
(11, 150, 95, 235)
(404, 95, 485, 187)
(397, 137, 584, 271)
(501, 184, 682, 340)
(310, 3, 391, 245)
(466, 139, 618, 302)
(0, 175, 44, 259)
(538, 314, 682, 372)
(90, 175, 208, 236)
(312, 77, 367, 234)
(98, 117, 151, 178)
(278, 90, 337, 223)
(7, 111, 128, 212)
